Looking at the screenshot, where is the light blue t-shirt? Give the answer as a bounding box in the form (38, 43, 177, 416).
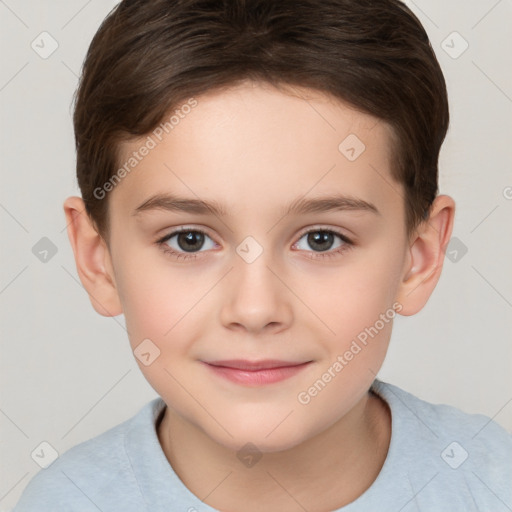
(13, 379, 512, 511)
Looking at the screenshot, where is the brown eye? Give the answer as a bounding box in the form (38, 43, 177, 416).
(176, 231, 206, 252)
(293, 228, 354, 260)
(306, 231, 335, 252)
(157, 228, 217, 261)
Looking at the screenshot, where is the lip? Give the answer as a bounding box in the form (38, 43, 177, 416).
(205, 359, 310, 370)
(202, 359, 312, 386)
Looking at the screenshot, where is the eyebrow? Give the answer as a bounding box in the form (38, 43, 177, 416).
(132, 193, 380, 218)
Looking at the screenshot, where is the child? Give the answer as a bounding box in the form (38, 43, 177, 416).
(14, 0, 512, 510)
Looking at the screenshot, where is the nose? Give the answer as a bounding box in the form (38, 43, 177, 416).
(219, 251, 293, 334)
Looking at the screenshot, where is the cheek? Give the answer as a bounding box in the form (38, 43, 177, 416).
(309, 254, 401, 336)
(113, 251, 187, 350)
(294, 257, 399, 416)
(115, 263, 198, 396)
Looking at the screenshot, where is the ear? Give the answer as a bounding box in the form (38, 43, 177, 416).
(63, 196, 123, 317)
(395, 194, 456, 316)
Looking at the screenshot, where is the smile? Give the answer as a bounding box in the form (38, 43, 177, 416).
(201, 360, 313, 386)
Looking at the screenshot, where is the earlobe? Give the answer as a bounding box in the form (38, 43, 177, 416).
(63, 196, 123, 317)
(396, 195, 456, 316)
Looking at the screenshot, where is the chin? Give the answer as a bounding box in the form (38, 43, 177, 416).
(209, 420, 315, 455)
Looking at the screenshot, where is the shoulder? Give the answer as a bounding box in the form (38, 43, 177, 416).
(374, 379, 512, 452)
(13, 398, 162, 512)
(371, 379, 512, 510)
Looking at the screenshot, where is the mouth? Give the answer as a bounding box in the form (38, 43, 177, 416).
(201, 359, 313, 386)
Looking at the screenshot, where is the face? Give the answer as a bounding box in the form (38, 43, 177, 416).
(106, 81, 409, 453)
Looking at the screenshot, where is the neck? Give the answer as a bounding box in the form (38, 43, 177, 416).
(157, 389, 391, 511)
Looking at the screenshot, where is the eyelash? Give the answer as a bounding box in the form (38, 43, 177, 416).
(155, 226, 354, 261)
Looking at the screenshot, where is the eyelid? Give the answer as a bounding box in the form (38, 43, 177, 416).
(156, 224, 355, 265)
(294, 225, 354, 244)
(156, 224, 353, 245)
(156, 225, 216, 242)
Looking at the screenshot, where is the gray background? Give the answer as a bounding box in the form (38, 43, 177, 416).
(1, 0, 511, 509)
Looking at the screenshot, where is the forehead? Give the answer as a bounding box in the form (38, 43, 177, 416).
(112, 82, 399, 219)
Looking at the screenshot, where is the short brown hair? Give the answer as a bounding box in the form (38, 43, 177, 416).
(73, 0, 449, 242)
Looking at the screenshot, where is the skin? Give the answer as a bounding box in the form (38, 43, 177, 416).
(63, 80, 455, 511)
